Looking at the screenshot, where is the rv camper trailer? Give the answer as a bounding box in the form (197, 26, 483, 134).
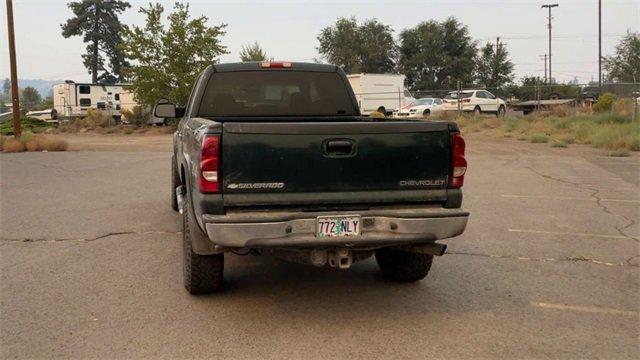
(53, 81, 137, 120)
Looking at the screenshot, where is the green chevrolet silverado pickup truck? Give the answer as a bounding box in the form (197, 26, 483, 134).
(154, 62, 469, 294)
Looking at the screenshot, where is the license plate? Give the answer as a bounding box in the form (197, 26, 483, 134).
(316, 216, 361, 237)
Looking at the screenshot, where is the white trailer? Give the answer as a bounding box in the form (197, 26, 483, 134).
(347, 73, 414, 115)
(52, 81, 138, 120)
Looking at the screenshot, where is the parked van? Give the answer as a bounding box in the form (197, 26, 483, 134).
(347, 74, 414, 115)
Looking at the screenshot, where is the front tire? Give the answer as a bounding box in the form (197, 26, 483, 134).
(183, 197, 223, 294)
(377, 106, 386, 116)
(496, 105, 506, 118)
(375, 248, 433, 282)
(422, 109, 431, 118)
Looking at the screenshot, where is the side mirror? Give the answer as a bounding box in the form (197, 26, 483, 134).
(154, 102, 176, 118)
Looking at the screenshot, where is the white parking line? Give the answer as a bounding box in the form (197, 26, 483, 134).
(531, 302, 639, 317)
(501, 194, 639, 203)
(508, 228, 633, 240)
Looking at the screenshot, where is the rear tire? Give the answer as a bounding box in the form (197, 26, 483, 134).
(377, 106, 386, 116)
(375, 248, 433, 282)
(183, 200, 223, 294)
(170, 155, 180, 212)
(473, 106, 481, 116)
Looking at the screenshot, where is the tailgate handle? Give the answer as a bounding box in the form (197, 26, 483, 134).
(324, 139, 356, 157)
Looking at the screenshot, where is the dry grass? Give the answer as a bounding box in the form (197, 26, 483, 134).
(2, 138, 26, 153)
(457, 111, 640, 154)
(2, 133, 68, 153)
(530, 133, 549, 143)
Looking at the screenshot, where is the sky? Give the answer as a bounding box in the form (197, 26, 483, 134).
(0, 0, 638, 85)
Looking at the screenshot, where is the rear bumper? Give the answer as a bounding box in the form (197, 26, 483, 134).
(202, 206, 468, 249)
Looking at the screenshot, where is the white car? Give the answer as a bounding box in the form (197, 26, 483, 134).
(443, 90, 506, 117)
(394, 98, 444, 118)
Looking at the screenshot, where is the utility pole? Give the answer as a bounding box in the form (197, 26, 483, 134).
(495, 37, 500, 97)
(598, 0, 602, 87)
(5, 0, 22, 138)
(540, 54, 548, 83)
(542, 4, 559, 84)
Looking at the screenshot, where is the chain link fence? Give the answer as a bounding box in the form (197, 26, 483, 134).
(355, 82, 639, 120)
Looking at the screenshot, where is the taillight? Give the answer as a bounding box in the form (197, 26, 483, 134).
(462, 98, 471, 103)
(449, 132, 467, 188)
(259, 61, 292, 68)
(199, 135, 220, 193)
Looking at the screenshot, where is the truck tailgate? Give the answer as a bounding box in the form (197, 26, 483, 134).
(221, 121, 452, 204)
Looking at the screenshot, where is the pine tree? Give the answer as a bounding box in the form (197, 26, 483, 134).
(61, 0, 131, 83)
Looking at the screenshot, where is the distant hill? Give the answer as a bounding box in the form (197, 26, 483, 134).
(1, 79, 63, 98)
(17, 79, 62, 98)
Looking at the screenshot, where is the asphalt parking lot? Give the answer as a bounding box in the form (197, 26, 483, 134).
(1, 133, 638, 359)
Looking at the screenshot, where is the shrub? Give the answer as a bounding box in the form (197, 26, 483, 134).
(593, 92, 616, 112)
(25, 138, 42, 151)
(369, 111, 385, 119)
(42, 137, 69, 151)
(530, 133, 549, 143)
(549, 105, 572, 117)
(121, 106, 150, 127)
(551, 141, 568, 148)
(123, 128, 134, 135)
(1, 134, 69, 153)
(86, 109, 112, 128)
(2, 138, 25, 153)
(0, 117, 51, 136)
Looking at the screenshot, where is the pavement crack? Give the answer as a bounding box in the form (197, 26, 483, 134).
(526, 166, 639, 243)
(0, 230, 180, 244)
(448, 251, 637, 267)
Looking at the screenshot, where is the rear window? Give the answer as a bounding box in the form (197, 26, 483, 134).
(444, 92, 473, 100)
(199, 71, 357, 117)
(415, 98, 434, 105)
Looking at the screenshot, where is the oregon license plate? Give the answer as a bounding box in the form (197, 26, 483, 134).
(316, 216, 361, 237)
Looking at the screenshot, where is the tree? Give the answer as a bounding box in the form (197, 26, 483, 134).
(503, 76, 579, 101)
(399, 17, 477, 91)
(20, 87, 41, 110)
(121, 3, 228, 106)
(61, 0, 131, 83)
(240, 41, 268, 62)
(2, 78, 9, 95)
(475, 42, 514, 89)
(317, 17, 397, 74)
(317, 17, 361, 73)
(357, 19, 397, 73)
(604, 32, 640, 83)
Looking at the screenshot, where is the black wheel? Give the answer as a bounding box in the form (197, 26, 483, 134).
(170, 155, 181, 212)
(377, 106, 386, 116)
(496, 105, 506, 118)
(422, 109, 431, 118)
(183, 198, 223, 294)
(473, 106, 481, 116)
(375, 248, 433, 282)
